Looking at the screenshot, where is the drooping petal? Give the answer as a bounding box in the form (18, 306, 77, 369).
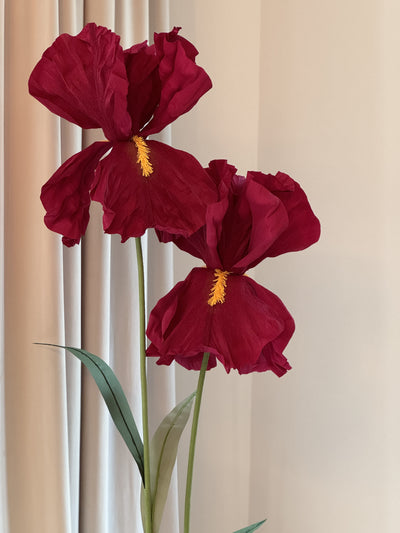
(124, 42, 161, 133)
(146, 271, 217, 371)
(250, 171, 321, 258)
(41, 141, 111, 246)
(93, 140, 218, 240)
(219, 276, 294, 375)
(29, 23, 131, 141)
(239, 343, 292, 376)
(92, 141, 151, 239)
(216, 175, 289, 272)
(146, 268, 294, 376)
(141, 28, 212, 136)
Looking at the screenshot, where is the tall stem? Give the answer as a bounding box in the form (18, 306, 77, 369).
(135, 237, 152, 533)
(184, 352, 210, 533)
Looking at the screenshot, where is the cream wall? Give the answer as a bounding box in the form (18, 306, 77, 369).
(170, 2, 262, 532)
(170, 1, 400, 532)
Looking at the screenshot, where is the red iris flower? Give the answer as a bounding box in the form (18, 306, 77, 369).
(147, 160, 321, 375)
(29, 23, 216, 246)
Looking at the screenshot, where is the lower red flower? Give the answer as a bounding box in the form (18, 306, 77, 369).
(146, 267, 294, 376)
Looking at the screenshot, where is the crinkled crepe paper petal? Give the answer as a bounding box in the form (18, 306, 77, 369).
(216, 176, 289, 273)
(250, 171, 321, 258)
(40, 141, 111, 246)
(124, 42, 161, 134)
(157, 160, 291, 273)
(29, 23, 132, 141)
(156, 196, 229, 269)
(158, 162, 320, 272)
(156, 160, 235, 266)
(146, 269, 216, 370)
(146, 268, 294, 375)
(93, 140, 218, 241)
(141, 28, 212, 137)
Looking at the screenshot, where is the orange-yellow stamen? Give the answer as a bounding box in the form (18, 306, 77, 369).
(132, 135, 153, 177)
(208, 269, 230, 306)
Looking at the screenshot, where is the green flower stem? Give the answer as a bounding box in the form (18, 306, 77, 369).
(135, 237, 152, 533)
(184, 352, 210, 533)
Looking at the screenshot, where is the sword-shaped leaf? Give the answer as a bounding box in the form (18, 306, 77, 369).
(142, 392, 196, 533)
(233, 519, 267, 533)
(37, 343, 144, 482)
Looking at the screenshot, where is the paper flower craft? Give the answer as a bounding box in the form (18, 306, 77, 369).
(29, 23, 217, 246)
(147, 160, 321, 374)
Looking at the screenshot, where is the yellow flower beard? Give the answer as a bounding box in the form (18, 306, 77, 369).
(132, 135, 153, 177)
(208, 269, 230, 306)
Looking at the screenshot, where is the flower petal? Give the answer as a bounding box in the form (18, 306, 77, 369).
(146, 268, 294, 376)
(156, 159, 235, 266)
(217, 174, 289, 272)
(41, 141, 111, 246)
(221, 276, 294, 375)
(146, 269, 217, 371)
(158, 160, 292, 272)
(250, 171, 321, 257)
(29, 23, 131, 141)
(124, 42, 161, 133)
(141, 28, 212, 136)
(93, 140, 218, 240)
(159, 163, 320, 271)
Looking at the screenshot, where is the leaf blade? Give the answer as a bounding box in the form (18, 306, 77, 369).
(233, 519, 267, 533)
(37, 343, 144, 481)
(146, 392, 196, 533)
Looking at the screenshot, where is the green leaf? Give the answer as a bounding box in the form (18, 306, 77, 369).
(143, 392, 196, 533)
(37, 343, 144, 482)
(233, 519, 267, 533)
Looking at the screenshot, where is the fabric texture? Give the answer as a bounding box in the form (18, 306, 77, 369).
(1, 2, 179, 533)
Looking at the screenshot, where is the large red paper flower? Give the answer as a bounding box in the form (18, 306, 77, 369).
(147, 160, 321, 375)
(29, 23, 216, 246)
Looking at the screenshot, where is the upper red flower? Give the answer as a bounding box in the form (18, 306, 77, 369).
(29, 23, 216, 246)
(147, 160, 321, 375)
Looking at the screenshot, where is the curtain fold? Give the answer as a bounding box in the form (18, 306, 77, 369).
(4, 2, 69, 532)
(2, 1, 174, 533)
(0, 0, 7, 531)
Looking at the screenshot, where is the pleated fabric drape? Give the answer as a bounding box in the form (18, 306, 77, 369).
(1, 2, 176, 533)
(0, 0, 6, 530)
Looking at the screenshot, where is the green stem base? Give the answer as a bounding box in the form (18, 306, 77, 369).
(184, 352, 210, 533)
(135, 237, 152, 533)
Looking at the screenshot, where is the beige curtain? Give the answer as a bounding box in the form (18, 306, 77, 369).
(2, 1, 177, 533)
(0, 0, 6, 530)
